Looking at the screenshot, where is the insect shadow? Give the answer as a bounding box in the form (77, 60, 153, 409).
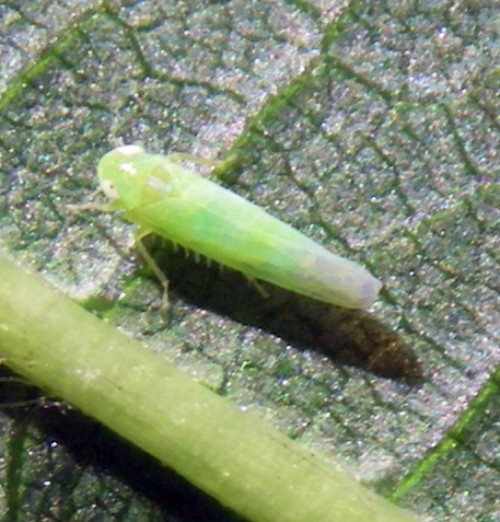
(147, 240, 422, 383)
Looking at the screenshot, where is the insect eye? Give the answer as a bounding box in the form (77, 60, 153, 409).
(100, 180, 119, 200)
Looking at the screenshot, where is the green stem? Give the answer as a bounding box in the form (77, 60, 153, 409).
(0, 254, 419, 522)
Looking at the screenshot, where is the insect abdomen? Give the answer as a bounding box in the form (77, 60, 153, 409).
(128, 169, 381, 308)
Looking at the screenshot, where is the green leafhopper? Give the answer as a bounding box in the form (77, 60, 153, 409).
(97, 145, 382, 308)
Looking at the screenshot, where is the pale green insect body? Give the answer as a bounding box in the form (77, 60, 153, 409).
(98, 145, 382, 309)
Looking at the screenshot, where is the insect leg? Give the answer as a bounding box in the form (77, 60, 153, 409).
(166, 152, 222, 169)
(246, 277, 270, 299)
(66, 187, 117, 213)
(134, 228, 170, 312)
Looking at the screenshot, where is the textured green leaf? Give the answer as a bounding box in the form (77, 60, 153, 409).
(0, 1, 498, 521)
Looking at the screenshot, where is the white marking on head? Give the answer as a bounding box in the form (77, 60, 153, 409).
(117, 144, 145, 156)
(120, 162, 137, 175)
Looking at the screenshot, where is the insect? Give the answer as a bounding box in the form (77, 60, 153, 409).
(97, 145, 382, 308)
